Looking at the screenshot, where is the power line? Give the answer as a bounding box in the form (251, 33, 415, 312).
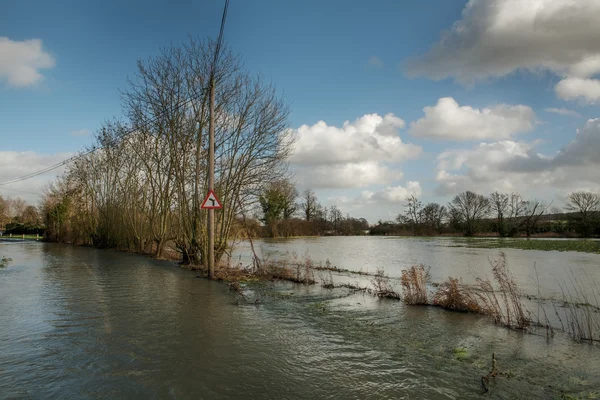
(0, 1, 231, 189)
(0, 89, 207, 187)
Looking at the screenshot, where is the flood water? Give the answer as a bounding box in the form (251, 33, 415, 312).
(1, 239, 600, 399)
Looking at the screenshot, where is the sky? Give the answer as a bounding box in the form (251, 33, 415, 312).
(1, 0, 600, 223)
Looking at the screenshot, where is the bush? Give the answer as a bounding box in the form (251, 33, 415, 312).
(433, 278, 482, 313)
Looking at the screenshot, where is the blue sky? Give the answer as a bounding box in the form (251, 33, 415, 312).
(1, 0, 600, 222)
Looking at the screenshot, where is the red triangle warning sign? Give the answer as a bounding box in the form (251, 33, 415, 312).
(201, 189, 222, 209)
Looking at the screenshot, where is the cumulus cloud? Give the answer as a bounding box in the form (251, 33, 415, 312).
(290, 113, 421, 188)
(368, 56, 384, 67)
(0, 151, 72, 203)
(325, 181, 422, 218)
(434, 119, 600, 196)
(408, 97, 536, 141)
(362, 181, 422, 203)
(555, 77, 600, 103)
(544, 108, 581, 118)
(71, 129, 91, 137)
(0, 37, 55, 87)
(294, 162, 403, 189)
(404, 0, 600, 103)
(404, 0, 600, 83)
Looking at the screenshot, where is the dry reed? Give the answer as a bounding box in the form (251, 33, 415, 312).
(400, 265, 430, 305)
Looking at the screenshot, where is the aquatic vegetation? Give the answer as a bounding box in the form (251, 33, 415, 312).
(448, 238, 600, 254)
(371, 267, 401, 299)
(312, 259, 372, 276)
(400, 265, 430, 304)
(452, 346, 468, 361)
(0, 256, 11, 268)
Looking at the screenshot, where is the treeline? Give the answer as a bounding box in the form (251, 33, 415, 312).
(0, 195, 44, 235)
(371, 190, 600, 238)
(40, 38, 292, 265)
(250, 180, 369, 237)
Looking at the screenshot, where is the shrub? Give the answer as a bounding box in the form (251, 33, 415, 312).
(400, 265, 430, 305)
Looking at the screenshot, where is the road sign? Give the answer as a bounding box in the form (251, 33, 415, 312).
(201, 189, 222, 209)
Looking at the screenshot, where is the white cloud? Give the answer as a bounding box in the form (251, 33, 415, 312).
(404, 0, 600, 103)
(433, 119, 600, 196)
(408, 97, 536, 141)
(0, 37, 55, 87)
(555, 77, 600, 103)
(0, 151, 72, 204)
(71, 129, 91, 137)
(368, 56, 384, 67)
(544, 107, 581, 117)
(324, 181, 423, 222)
(405, 0, 600, 83)
(363, 181, 423, 203)
(294, 162, 403, 189)
(290, 113, 421, 188)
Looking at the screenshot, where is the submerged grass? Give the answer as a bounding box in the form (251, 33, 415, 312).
(0, 256, 11, 268)
(448, 238, 600, 254)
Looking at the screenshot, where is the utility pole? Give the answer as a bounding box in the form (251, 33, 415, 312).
(208, 77, 215, 280)
(208, 0, 229, 280)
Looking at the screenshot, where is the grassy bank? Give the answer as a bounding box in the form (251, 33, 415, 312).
(446, 238, 600, 254)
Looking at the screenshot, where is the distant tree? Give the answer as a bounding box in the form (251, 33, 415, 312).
(21, 205, 41, 226)
(505, 192, 528, 236)
(519, 199, 552, 237)
(448, 191, 490, 236)
(8, 197, 26, 222)
(278, 180, 298, 220)
(259, 185, 285, 236)
(403, 195, 423, 235)
(329, 205, 342, 233)
(565, 191, 600, 237)
(489, 192, 509, 236)
(0, 196, 8, 229)
(300, 189, 319, 221)
(421, 203, 447, 234)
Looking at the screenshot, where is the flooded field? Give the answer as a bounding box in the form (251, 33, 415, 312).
(1, 240, 599, 399)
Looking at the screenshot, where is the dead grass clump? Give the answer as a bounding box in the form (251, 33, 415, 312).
(372, 267, 401, 299)
(472, 253, 530, 330)
(319, 270, 335, 289)
(553, 269, 600, 342)
(433, 278, 482, 313)
(400, 265, 430, 305)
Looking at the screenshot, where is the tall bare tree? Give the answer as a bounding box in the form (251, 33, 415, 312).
(489, 192, 509, 236)
(448, 191, 490, 236)
(301, 189, 319, 222)
(565, 191, 600, 237)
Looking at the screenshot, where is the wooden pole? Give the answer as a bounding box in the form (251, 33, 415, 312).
(208, 78, 215, 280)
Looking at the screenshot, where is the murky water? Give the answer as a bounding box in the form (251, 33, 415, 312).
(234, 236, 600, 299)
(1, 240, 600, 399)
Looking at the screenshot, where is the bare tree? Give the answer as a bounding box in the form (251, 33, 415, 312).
(421, 203, 447, 234)
(403, 195, 423, 235)
(565, 191, 600, 237)
(42, 38, 293, 266)
(21, 206, 41, 225)
(448, 191, 490, 236)
(300, 189, 319, 222)
(519, 200, 552, 237)
(489, 192, 509, 236)
(329, 205, 342, 233)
